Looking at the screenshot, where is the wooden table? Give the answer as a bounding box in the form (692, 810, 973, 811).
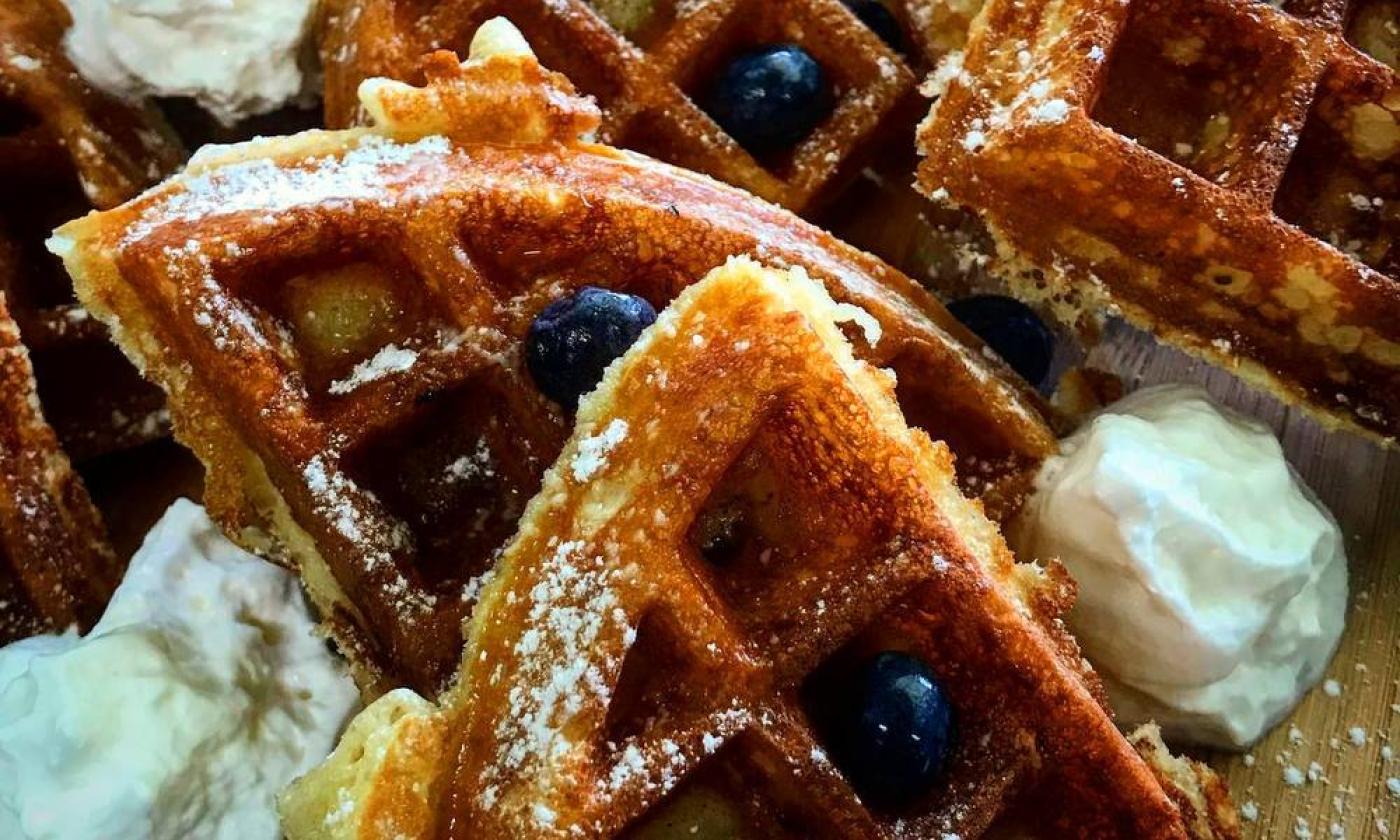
(829, 169, 1400, 838)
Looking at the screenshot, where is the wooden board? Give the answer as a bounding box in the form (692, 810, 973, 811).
(828, 173, 1400, 838)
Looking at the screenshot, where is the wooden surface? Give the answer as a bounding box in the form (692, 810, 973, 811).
(829, 171, 1400, 838)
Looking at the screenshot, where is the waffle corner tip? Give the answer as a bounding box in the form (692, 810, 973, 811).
(281, 688, 443, 840)
(354, 18, 600, 147)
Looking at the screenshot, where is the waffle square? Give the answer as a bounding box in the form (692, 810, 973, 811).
(279, 258, 1237, 839)
(320, 0, 917, 212)
(917, 0, 1400, 443)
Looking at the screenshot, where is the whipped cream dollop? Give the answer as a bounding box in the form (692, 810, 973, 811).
(61, 0, 317, 125)
(0, 499, 359, 839)
(1016, 385, 1347, 750)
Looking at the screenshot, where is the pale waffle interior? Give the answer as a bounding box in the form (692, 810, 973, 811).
(280, 257, 1236, 840)
(0, 291, 119, 643)
(53, 24, 1055, 698)
(319, 0, 917, 212)
(917, 0, 1400, 444)
(894, 0, 987, 67)
(0, 0, 182, 459)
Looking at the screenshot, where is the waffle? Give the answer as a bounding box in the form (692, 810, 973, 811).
(893, 0, 984, 68)
(916, 0, 1400, 444)
(318, 0, 917, 213)
(0, 0, 182, 460)
(280, 258, 1237, 839)
(0, 292, 120, 644)
(53, 21, 1055, 699)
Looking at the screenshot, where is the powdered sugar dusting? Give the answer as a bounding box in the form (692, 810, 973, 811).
(327, 344, 418, 394)
(483, 540, 633, 826)
(301, 454, 431, 617)
(5, 53, 41, 72)
(445, 437, 497, 483)
(1028, 98, 1071, 124)
(125, 135, 453, 243)
(571, 419, 628, 482)
(599, 706, 750, 803)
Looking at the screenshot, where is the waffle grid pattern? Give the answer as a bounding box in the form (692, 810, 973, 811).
(62, 32, 1236, 837)
(431, 265, 1151, 838)
(65, 126, 1057, 697)
(322, 0, 917, 211)
(918, 0, 1400, 442)
(281, 262, 1234, 839)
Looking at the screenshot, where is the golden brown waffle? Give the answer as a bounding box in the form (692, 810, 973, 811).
(0, 0, 182, 460)
(319, 0, 917, 212)
(0, 292, 120, 643)
(916, 0, 1400, 444)
(280, 259, 1237, 839)
(54, 23, 1055, 699)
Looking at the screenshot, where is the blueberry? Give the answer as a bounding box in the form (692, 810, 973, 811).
(705, 44, 832, 156)
(945, 295, 1055, 388)
(843, 0, 903, 52)
(526, 287, 657, 409)
(833, 651, 954, 808)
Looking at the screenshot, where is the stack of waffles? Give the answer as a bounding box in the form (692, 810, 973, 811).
(54, 21, 1239, 837)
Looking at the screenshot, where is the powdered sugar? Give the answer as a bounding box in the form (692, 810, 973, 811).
(445, 437, 497, 483)
(484, 540, 632, 825)
(924, 51, 966, 101)
(301, 454, 429, 618)
(126, 135, 453, 244)
(5, 53, 40, 72)
(1028, 98, 1071, 124)
(571, 419, 629, 482)
(327, 344, 418, 394)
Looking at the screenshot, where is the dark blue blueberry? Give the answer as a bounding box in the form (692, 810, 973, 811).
(843, 0, 903, 52)
(705, 44, 832, 156)
(526, 287, 656, 409)
(835, 651, 954, 808)
(945, 295, 1055, 387)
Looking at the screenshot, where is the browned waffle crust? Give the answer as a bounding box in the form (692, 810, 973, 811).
(0, 291, 119, 642)
(917, 0, 1400, 444)
(54, 34, 1056, 700)
(0, 0, 182, 459)
(280, 258, 1237, 839)
(319, 0, 917, 212)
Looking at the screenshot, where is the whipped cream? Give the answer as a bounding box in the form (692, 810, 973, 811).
(0, 499, 359, 839)
(61, 0, 317, 125)
(1016, 385, 1347, 750)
